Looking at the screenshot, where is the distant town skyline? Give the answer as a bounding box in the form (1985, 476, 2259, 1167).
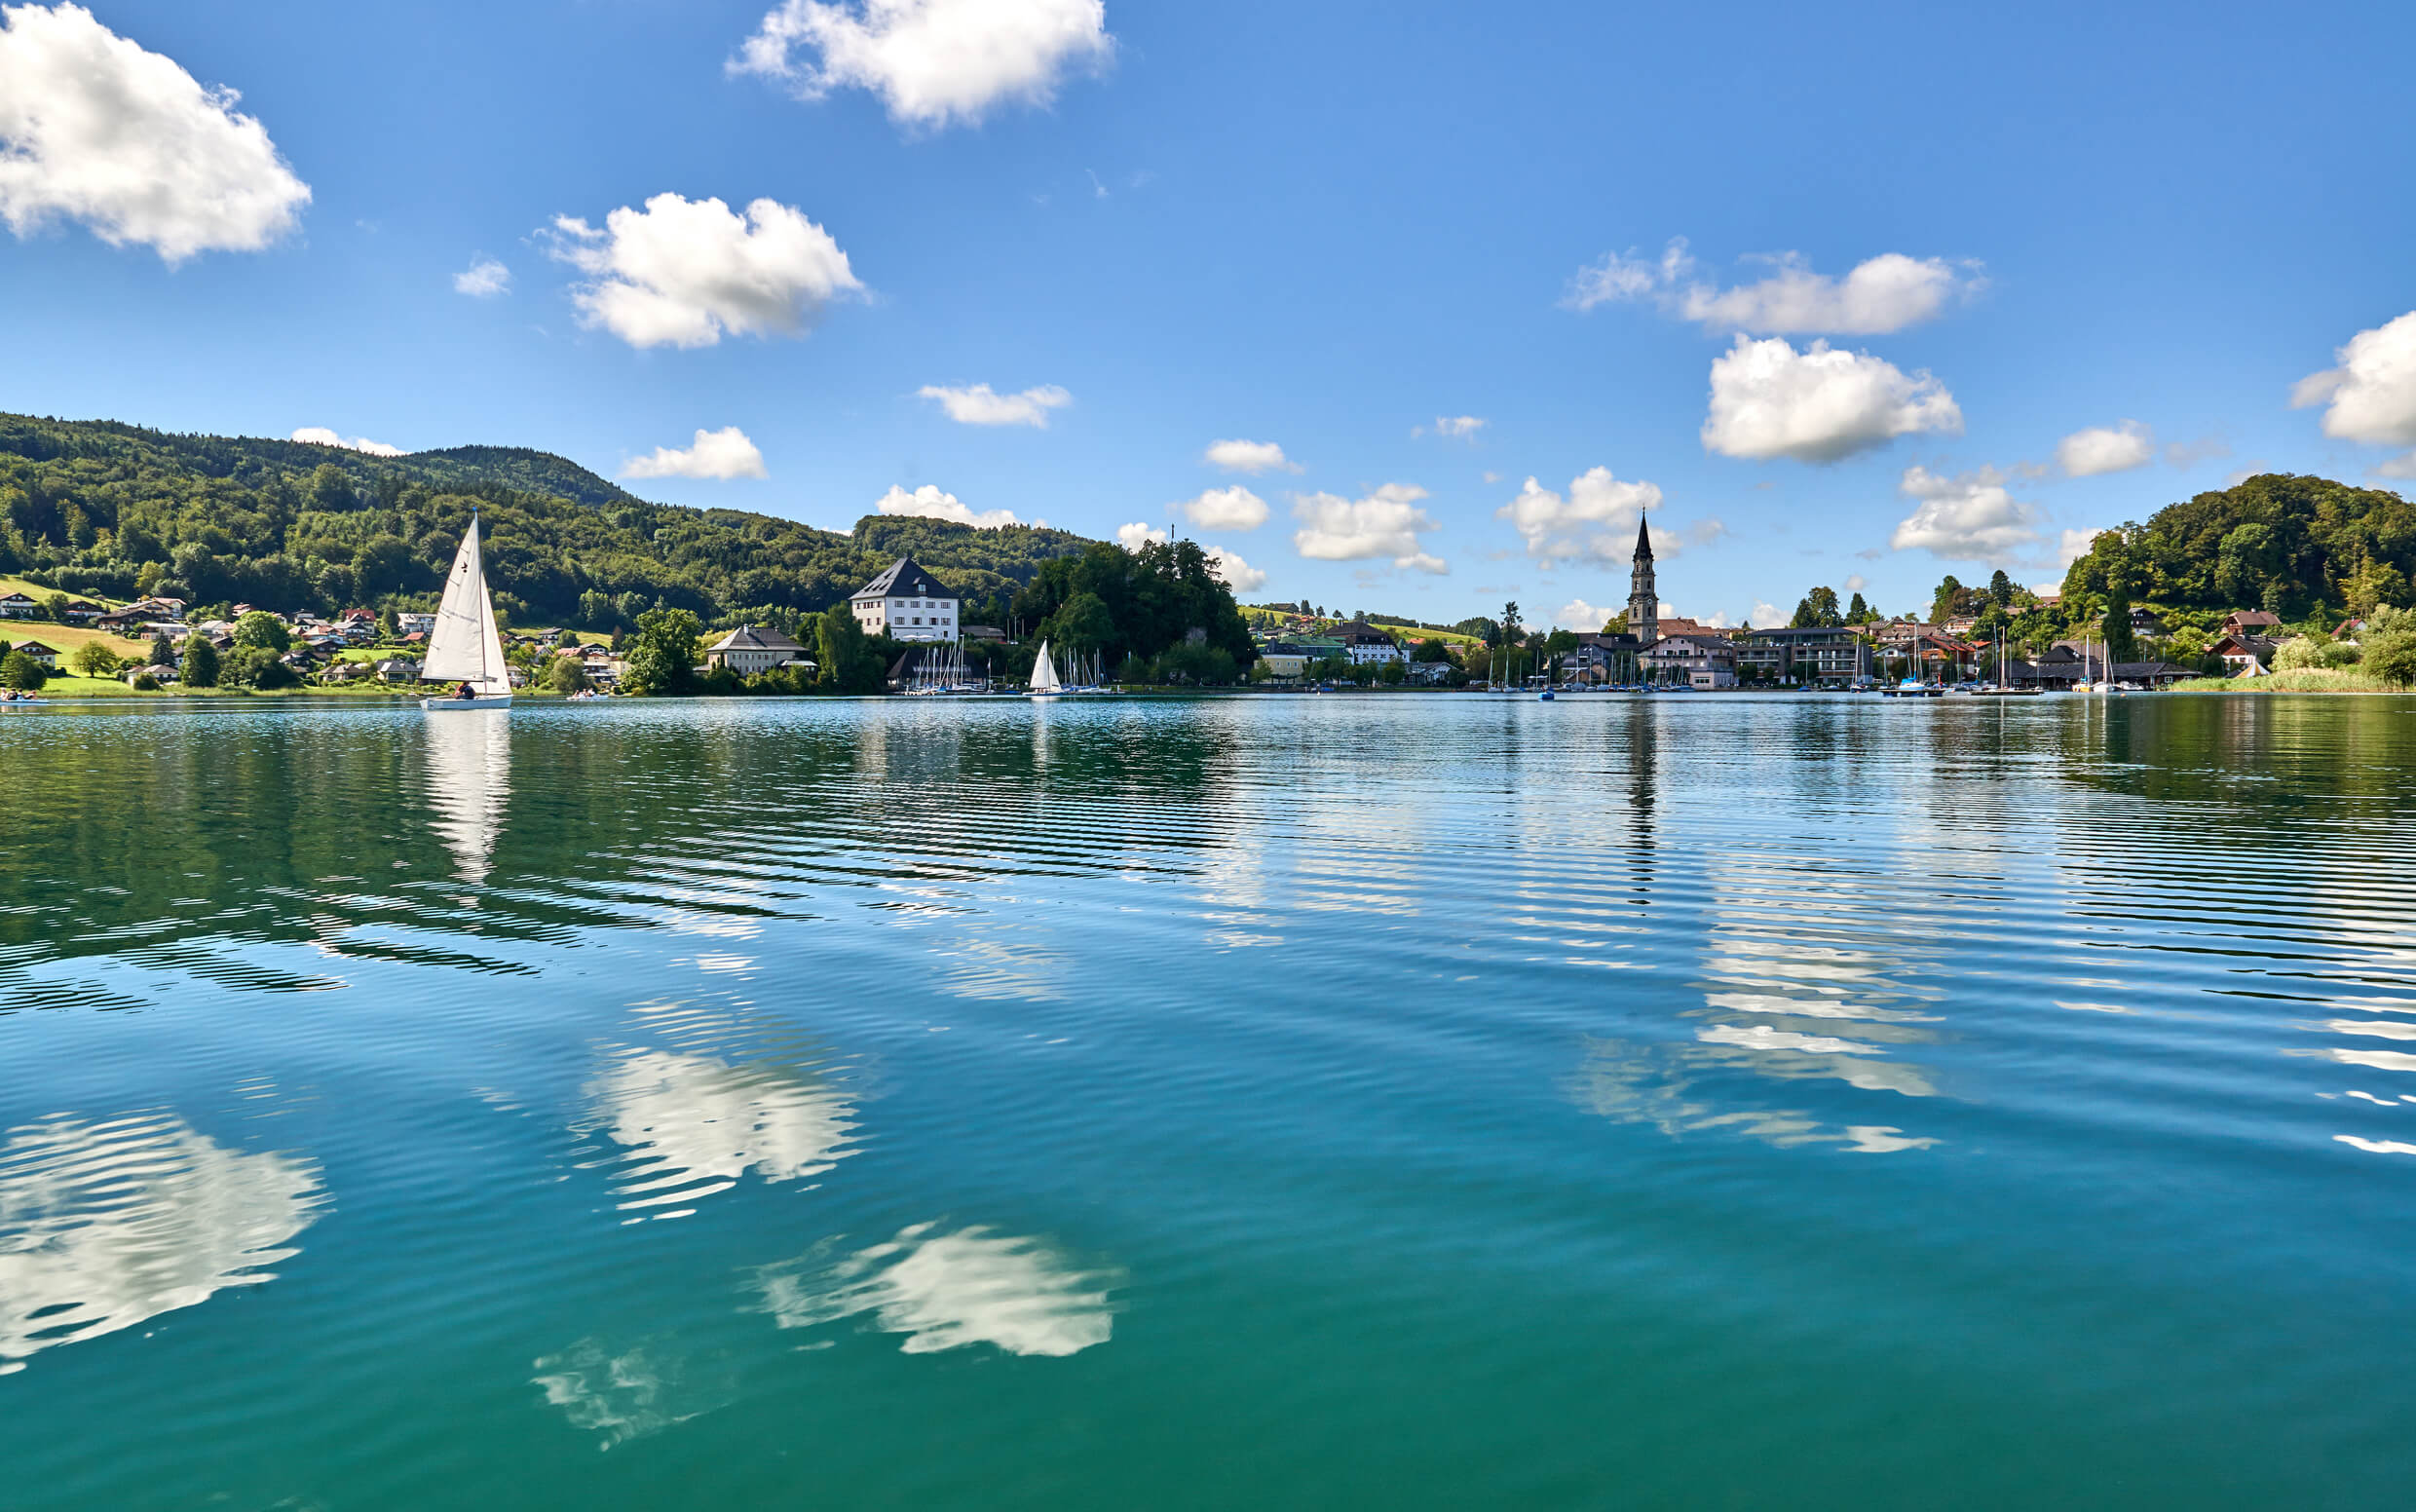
(3, 0, 2413, 629)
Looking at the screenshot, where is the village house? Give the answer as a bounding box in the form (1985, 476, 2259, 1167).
(0, 591, 37, 620)
(1329, 620, 1407, 664)
(850, 557, 959, 643)
(1641, 631, 1738, 689)
(1255, 642, 1313, 678)
(704, 624, 812, 675)
(1562, 631, 1645, 685)
(396, 612, 436, 637)
(2209, 631, 2281, 675)
(1735, 625, 1869, 685)
(96, 600, 170, 631)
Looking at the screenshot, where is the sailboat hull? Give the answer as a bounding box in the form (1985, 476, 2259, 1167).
(422, 696, 514, 710)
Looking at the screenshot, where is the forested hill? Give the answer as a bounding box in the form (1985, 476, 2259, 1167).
(2064, 472, 2415, 619)
(0, 413, 1094, 628)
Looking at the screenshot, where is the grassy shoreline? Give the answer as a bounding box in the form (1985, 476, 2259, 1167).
(2169, 669, 2407, 693)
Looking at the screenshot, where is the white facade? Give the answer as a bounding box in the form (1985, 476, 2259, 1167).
(705, 625, 811, 675)
(849, 557, 960, 644)
(855, 593, 958, 642)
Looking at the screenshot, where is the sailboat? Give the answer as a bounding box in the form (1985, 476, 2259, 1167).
(421, 511, 513, 710)
(1028, 638, 1064, 700)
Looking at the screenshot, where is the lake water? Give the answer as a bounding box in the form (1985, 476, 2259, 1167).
(4, 693, 2415, 1509)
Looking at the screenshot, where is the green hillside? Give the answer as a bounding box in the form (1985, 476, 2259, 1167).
(2064, 472, 2415, 620)
(0, 413, 1094, 630)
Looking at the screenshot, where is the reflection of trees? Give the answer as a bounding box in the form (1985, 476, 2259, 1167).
(0, 701, 1244, 1000)
(753, 1223, 1118, 1357)
(0, 1112, 326, 1373)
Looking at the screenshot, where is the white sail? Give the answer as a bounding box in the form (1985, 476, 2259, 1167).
(424, 515, 510, 697)
(1030, 639, 1062, 693)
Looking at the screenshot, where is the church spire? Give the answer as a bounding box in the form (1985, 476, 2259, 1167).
(1627, 513, 1659, 647)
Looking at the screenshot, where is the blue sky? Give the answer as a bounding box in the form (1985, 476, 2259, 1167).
(4, 0, 2414, 628)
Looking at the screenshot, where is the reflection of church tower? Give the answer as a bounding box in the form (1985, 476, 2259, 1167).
(1627, 516, 1658, 646)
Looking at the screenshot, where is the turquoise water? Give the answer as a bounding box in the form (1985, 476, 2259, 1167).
(5, 694, 2415, 1508)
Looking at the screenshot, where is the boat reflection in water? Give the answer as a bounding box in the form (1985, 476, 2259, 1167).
(0, 1111, 327, 1374)
(422, 707, 512, 887)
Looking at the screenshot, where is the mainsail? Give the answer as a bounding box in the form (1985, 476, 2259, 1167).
(423, 515, 510, 697)
(1030, 638, 1062, 693)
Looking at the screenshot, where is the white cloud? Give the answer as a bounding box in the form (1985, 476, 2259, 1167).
(1887, 466, 2049, 566)
(1555, 598, 1618, 631)
(1564, 239, 1690, 313)
(2058, 527, 2104, 570)
(1703, 335, 1962, 464)
(1114, 521, 1165, 550)
(1567, 238, 1978, 334)
(2293, 310, 2416, 449)
(290, 427, 403, 457)
(1291, 484, 1446, 575)
(1750, 600, 1784, 627)
(1413, 415, 1486, 440)
(1844, 573, 1868, 594)
(1699, 611, 1735, 628)
(875, 483, 1023, 529)
(917, 382, 1070, 428)
(1497, 467, 1663, 567)
(2379, 453, 2416, 479)
(620, 426, 769, 480)
(1173, 485, 1268, 532)
(0, 4, 310, 264)
(2056, 420, 2155, 477)
(1201, 437, 1299, 474)
(730, 0, 1114, 132)
(756, 1222, 1117, 1357)
(547, 193, 861, 350)
(453, 255, 510, 297)
(2163, 435, 2230, 469)
(1205, 546, 1265, 592)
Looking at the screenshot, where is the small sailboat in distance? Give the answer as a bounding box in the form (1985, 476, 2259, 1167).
(421, 511, 513, 710)
(1028, 638, 1064, 699)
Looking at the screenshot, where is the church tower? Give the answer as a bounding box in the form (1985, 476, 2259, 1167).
(1627, 515, 1658, 646)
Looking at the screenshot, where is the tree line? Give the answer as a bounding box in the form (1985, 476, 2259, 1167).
(0, 413, 1096, 633)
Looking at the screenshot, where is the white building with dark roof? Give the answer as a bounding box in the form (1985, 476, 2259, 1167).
(706, 624, 812, 675)
(850, 557, 959, 643)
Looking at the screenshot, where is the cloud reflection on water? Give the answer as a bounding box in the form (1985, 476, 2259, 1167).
(531, 1335, 738, 1448)
(580, 1047, 856, 1217)
(0, 1111, 326, 1373)
(754, 1223, 1118, 1357)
